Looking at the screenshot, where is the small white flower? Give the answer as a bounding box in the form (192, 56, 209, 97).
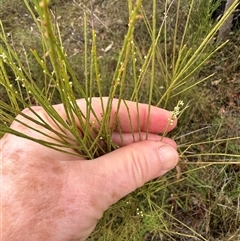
(0, 53, 7, 62)
(170, 100, 185, 122)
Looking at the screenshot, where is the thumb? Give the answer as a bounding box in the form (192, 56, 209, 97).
(94, 140, 179, 207)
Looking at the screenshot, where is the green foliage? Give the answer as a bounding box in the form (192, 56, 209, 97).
(1, 0, 239, 240)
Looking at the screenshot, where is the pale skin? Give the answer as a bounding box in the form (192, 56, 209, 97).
(1, 98, 179, 241)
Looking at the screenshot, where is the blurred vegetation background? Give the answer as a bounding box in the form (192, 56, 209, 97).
(1, 0, 240, 240)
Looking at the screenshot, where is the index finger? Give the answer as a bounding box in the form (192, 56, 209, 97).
(54, 97, 177, 134)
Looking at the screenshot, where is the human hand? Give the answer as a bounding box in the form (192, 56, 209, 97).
(1, 97, 179, 241)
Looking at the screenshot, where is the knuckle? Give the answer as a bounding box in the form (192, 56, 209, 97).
(20, 106, 43, 118)
(128, 145, 150, 187)
(12, 106, 45, 130)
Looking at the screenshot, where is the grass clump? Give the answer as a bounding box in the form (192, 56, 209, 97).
(1, 0, 240, 240)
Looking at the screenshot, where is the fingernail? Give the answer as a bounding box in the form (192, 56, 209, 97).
(158, 145, 179, 172)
